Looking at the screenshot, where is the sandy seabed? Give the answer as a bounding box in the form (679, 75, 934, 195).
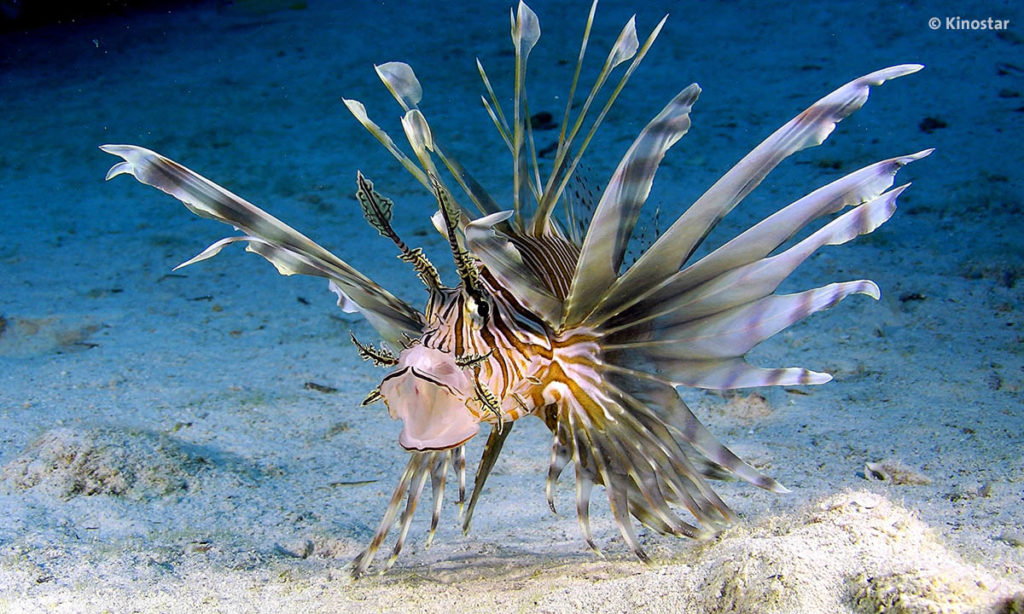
(1, 0, 1022, 612)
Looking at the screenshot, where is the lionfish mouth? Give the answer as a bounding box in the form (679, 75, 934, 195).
(100, 0, 928, 580)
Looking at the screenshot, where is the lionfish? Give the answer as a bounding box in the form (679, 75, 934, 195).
(101, 1, 928, 577)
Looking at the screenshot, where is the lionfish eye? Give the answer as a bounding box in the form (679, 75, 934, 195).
(464, 291, 490, 324)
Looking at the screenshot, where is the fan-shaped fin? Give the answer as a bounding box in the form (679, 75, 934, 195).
(591, 149, 931, 324)
(100, 144, 423, 346)
(425, 452, 450, 548)
(545, 415, 573, 514)
(351, 452, 427, 577)
(655, 357, 831, 390)
(601, 370, 786, 492)
(556, 382, 736, 557)
(610, 280, 879, 361)
(606, 184, 906, 333)
(600, 65, 922, 320)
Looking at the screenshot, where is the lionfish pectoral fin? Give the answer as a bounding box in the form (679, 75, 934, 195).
(632, 378, 787, 494)
(600, 65, 923, 317)
(100, 144, 423, 346)
(545, 416, 573, 515)
(615, 280, 880, 362)
(664, 357, 832, 390)
(351, 452, 422, 578)
(548, 363, 783, 558)
(572, 454, 600, 554)
(601, 184, 909, 335)
(424, 452, 451, 548)
(657, 151, 932, 298)
(591, 149, 930, 327)
(351, 450, 453, 577)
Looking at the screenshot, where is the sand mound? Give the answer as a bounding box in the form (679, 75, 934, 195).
(669, 492, 1023, 614)
(335, 491, 1023, 614)
(6, 491, 1018, 613)
(2, 426, 207, 501)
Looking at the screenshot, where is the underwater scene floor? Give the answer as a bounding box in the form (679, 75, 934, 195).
(1, 0, 1022, 611)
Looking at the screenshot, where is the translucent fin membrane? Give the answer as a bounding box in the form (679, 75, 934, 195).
(583, 65, 924, 327)
(100, 144, 423, 346)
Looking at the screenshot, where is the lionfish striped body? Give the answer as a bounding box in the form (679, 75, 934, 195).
(101, 1, 929, 578)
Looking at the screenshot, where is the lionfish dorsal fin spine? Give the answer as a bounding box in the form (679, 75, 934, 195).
(532, 13, 667, 236)
(377, 61, 502, 219)
(347, 67, 498, 223)
(510, 1, 541, 222)
(532, 13, 639, 232)
(343, 98, 431, 190)
(556, 0, 598, 156)
(375, 61, 423, 110)
(478, 59, 513, 148)
(400, 109, 439, 180)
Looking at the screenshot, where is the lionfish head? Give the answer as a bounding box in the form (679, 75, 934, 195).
(378, 344, 479, 451)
